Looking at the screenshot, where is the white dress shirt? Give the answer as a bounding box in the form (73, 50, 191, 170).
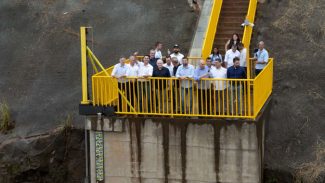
(225, 49, 240, 68)
(111, 63, 129, 83)
(239, 48, 247, 67)
(163, 63, 174, 76)
(155, 49, 162, 59)
(126, 64, 139, 77)
(210, 67, 227, 90)
(170, 53, 184, 64)
(138, 64, 153, 82)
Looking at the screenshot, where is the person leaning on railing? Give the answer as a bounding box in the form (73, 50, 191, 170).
(210, 58, 227, 115)
(163, 55, 174, 76)
(176, 57, 195, 114)
(152, 59, 171, 113)
(125, 55, 139, 112)
(137, 55, 153, 113)
(171, 57, 181, 113)
(227, 57, 246, 115)
(194, 59, 211, 115)
(111, 57, 129, 112)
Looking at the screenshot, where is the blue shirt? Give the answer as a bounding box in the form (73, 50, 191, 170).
(209, 53, 223, 62)
(227, 66, 246, 79)
(176, 64, 195, 88)
(254, 49, 269, 70)
(194, 66, 210, 89)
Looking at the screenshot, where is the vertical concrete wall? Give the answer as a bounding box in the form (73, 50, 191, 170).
(87, 117, 265, 183)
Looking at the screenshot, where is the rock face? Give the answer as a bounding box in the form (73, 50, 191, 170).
(0, 129, 85, 183)
(0, 0, 198, 137)
(0, 0, 324, 182)
(252, 0, 325, 182)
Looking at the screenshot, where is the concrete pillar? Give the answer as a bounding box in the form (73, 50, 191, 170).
(87, 117, 265, 183)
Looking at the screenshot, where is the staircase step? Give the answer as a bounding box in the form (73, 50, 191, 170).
(219, 17, 245, 22)
(222, 6, 249, 12)
(221, 11, 247, 17)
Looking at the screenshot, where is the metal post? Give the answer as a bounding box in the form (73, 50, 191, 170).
(81, 27, 90, 104)
(84, 117, 90, 183)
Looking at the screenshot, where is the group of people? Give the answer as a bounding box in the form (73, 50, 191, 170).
(111, 36, 269, 115)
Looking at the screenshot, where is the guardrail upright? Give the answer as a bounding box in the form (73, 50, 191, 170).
(201, 0, 223, 59)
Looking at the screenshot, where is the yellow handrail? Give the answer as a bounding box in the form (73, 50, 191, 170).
(201, 0, 223, 59)
(242, 0, 258, 79)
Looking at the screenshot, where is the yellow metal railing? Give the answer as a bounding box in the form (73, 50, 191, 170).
(242, 0, 258, 79)
(253, 58, 273, 118)
(91, 58, 273, 119)
(201, 0, 223, 59)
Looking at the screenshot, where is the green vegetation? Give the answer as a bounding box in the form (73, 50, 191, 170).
(60, 114, 73, 131)
(0, 101, 13, 133)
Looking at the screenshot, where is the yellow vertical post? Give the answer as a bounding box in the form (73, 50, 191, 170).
(80, 27, 89, 104)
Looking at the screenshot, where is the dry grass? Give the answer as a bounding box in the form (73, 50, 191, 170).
(0, 101, 13, 133)
(294, 139, 325, 183)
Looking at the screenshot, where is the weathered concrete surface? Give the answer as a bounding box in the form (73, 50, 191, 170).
(88, 117, 265, 183)
(0, 0, 198, 137)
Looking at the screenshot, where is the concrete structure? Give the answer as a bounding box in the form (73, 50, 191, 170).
(85, 107, 269, 183)
(189, 0, 214, 58)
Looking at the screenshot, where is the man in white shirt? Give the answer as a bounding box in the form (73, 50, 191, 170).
(111, 57, 129, 111)
(137, 55, 153, 113)
(154, 42, 163, 59)
(176, 57, 194, 113)
(125, 56, 139, 110)
(224, 45, 240, 68)
(170, 44, 184, 64)
(238, 43, 247, 68)
(163, 56, 174, 76)
(254, 41, 269, 76)
(210, 58, 227, 115)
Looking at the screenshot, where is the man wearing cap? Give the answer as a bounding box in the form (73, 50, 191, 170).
(210, 58, 227, 114)
(170, 44, 184, 64)
(176, 57, 194, 113)
(194, 59, 212, 114)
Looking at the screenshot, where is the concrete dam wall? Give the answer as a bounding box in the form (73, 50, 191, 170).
(87, 116, 267, 183)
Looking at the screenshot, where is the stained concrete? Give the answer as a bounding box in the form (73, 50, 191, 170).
(87, 117, 265, 183)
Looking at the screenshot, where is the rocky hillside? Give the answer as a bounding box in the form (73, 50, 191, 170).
(253, 0, 325, 182)
(0, 0, 324, 182)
